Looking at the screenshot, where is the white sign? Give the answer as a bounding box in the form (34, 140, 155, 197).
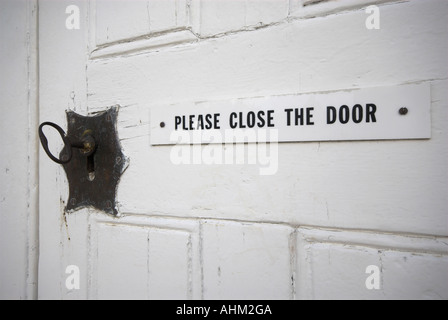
(150, 83, 430, 145)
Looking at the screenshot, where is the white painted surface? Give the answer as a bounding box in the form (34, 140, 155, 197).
(201, 220, 294, 299)
(0, 0, 39, 299)
(86, 215, 202, 299)
(296, 227, 448, 299)
(36, 0, 448, 300)
(38, 0, 90, 299)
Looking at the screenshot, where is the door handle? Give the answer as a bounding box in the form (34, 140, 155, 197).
(38, 106, 128, 216)
(39, 121, 96, 164)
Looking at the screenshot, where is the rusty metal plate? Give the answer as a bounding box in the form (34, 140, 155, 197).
(61, 106, 128, 215)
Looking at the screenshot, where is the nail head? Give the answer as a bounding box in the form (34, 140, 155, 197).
(399, 107, 408, 115)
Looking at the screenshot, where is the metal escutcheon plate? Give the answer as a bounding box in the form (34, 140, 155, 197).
(61, 106, 128, 216)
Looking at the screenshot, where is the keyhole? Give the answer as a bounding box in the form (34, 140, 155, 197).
(87, 154, 95, 181)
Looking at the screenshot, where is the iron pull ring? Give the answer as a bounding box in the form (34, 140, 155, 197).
(38, 122, 73, 164)
(39, 122, 97, 164)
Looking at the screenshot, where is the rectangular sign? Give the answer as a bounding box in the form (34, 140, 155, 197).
(150, 83, 430, 145)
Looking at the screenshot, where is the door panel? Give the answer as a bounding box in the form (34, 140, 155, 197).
(87, 0, 448, 234)
(296, 227, 448, 299)
(88, 215, 201, 300)
(201, 221, 294, 299)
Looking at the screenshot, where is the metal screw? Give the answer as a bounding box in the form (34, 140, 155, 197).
(160, 122, 165, 128)
(399, 107, 408, 115)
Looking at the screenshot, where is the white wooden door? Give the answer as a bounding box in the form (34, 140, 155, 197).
(38, 0, 448, 300)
